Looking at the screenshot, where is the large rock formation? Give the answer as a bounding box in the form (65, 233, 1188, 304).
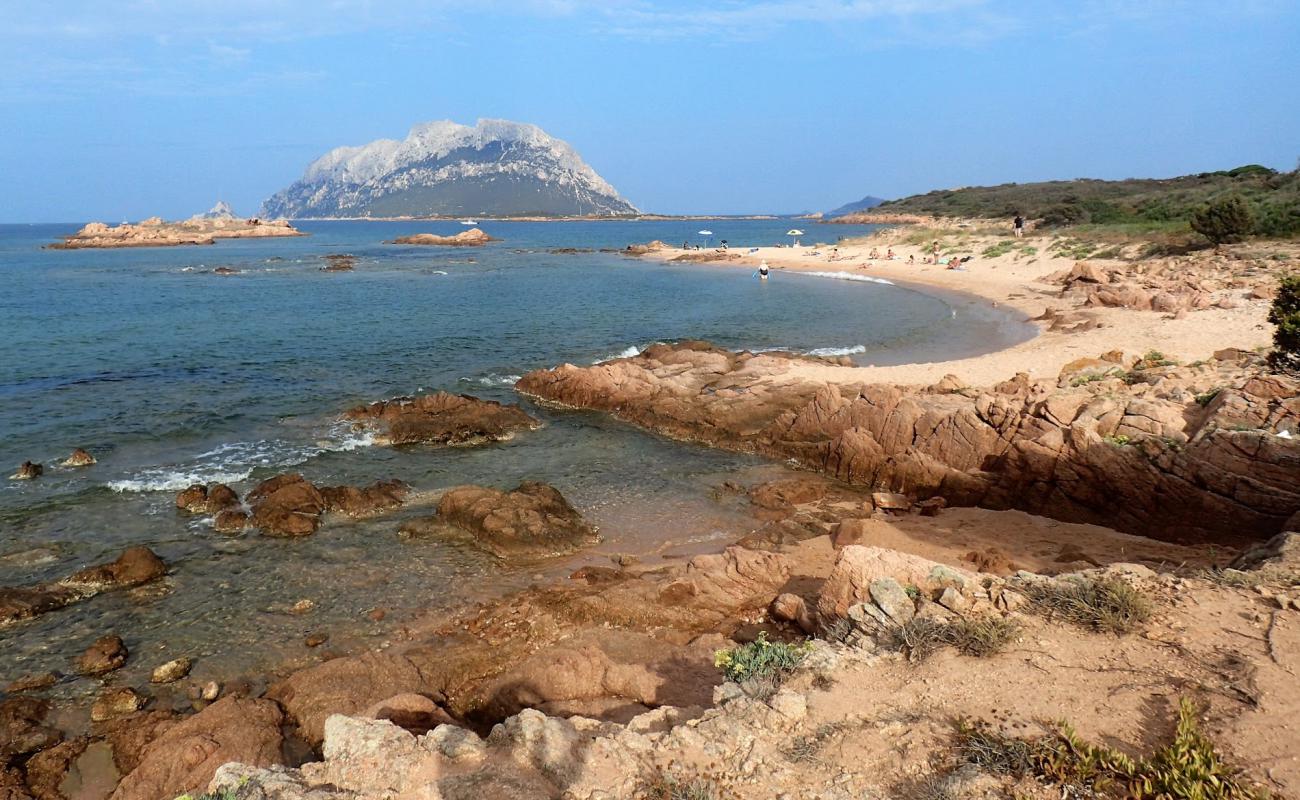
(49, 216, 303, 249)
(344, 391, 539, 447)
(262, 118, 639, 218)
(517, 342, 1300, 545)
(431, 481, 601, 558)
(389, 228, 495, 246)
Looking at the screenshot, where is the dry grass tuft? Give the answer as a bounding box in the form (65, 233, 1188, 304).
(1020, 576, 1152, 634)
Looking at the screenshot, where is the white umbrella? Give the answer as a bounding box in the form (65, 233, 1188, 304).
(698, 229, 713, 247)
(786, 229, 804, 247)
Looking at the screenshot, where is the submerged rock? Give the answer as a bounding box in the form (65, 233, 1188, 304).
(319, 479, 409, 517)
(433, 481, 601, 558)
(0, 546, 167, 626)
(175, 483, 240, 514)
(344, 391, 538, 447)
(150, 657, 193, 684)
(77, 635, 129, 677)
(247, 474, 327, 537)
(0, 696, 62, 758)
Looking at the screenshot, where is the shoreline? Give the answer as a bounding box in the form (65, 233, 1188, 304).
(635, 227, 1275, 386)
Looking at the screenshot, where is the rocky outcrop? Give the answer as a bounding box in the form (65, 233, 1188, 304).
(389, 228, 495, 246)
(319, 479, 409, 517)
(177, 475, 410, 536)
(61, 449, 96, 467)
(1053, 253, 1278, 314)
(49, 217, 303, 249)
(246, 474, 327, 537)
(175, 483, 240, 514)
(0, 547, 167, 626)
(432, 481, 600, 558)
(109, 697, 284, 800)
(9, 462, 42, 480)
(344, 391, 538, 446)
(518, 342, 1300, 545)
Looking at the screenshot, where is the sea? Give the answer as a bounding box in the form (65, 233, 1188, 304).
(0, 219, 1034, 698)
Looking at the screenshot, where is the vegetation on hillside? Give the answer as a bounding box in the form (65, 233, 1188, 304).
(864, 165, 1300, 238)
(1269, 273, 1300, 373)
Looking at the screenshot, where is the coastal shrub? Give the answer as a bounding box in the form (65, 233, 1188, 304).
(713, 632, 811, 684)
(889, 615, 1020, 662)
(1191, 194, 1254, 244)
(639, 766, 737, 800)
(955, 698, 1266, 798)
(1195, 388, 1223, 407)
(981, 240, 1016, 258)
(783, 720, 857, 764)
(1267, 274, 1300, 373)
(1139, 349, 1177, 367)
(1104, 434, 1132, 446)
(1020, 576, 1151, 633)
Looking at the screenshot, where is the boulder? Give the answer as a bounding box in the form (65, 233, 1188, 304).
(77, 635, 128, 677)
(770, 593, 816, 633)
(344, 392, 538, 447)
(212, 509, 249, 533)
(110, 697, 284, 800)
(319, 479, 409, 517)
(150, 658, 193, 684)
(61, 449, 96, 467)
(817, 546, 976, 620)
(748, 477, 830, 509)
(247, 474, 326, 537)
(359, 693, 455, 735)
(175, 483, 239, 514)
(91, 688, 146, 722)
(1058, 357, 1122, 387)
(4, 673, 57, 694)
(0, 697, 61, 758)
(434, 481, 600, 558)
(1, 546, 165, 626)
(871, 492, 912, 512)
(9, 462, 42, 480)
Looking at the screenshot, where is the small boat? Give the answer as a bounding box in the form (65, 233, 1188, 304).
(460, 219, 477, 226)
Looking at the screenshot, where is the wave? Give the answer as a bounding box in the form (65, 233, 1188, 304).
(106, 423, 377, 494)
(805, 345, 866, 357)
(797, 271, 894, 285)
(460, 373, 522, 387)
(595, 345, 645, 363)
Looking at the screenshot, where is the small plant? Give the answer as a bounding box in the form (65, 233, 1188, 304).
(819, 617, 854, 644)
(1195, 388, 1223, 407)
(639, 767, 737, 800)
(888, 614, 1019, 662)
(1104, 434, 1133, 446)
(1140, 349, 1178, 367)
(1070, 372, 1108, 387)
(1191, 194, 1254, 244)
(1267, 274, 1300, 373)
(1020, 575, 1152, 634)
(981, 240, 1016, 258)
(713, 632, 811, 684)
(783, 720, 857, 764)
(955, 698, 1267, 798)
(1200, 567, 1263, 588)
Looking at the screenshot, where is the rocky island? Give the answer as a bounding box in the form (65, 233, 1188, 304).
(49, 203, 303, 249)
(387, 228, 496, 246)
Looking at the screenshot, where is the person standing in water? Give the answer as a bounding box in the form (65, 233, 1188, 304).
(758, 260, 770, 280)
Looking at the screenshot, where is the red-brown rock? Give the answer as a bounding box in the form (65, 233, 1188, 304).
(77, 635, 128, 677)
(345, 392, 538, 447)
(434, 481, 600, 558)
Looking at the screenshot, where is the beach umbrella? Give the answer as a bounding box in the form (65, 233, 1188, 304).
(698, 229, 713, 247)
(786, 229, 804, 247)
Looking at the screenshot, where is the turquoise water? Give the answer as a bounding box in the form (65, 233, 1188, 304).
(0, 219, 1032, 693)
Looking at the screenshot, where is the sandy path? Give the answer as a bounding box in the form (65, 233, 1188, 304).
(643, 229, 1273, 388)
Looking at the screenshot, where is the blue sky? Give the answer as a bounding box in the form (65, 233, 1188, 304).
(1, 0, 1297, 221)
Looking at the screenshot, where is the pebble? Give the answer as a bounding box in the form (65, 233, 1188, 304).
(290, 599, 315, 615)
(305, 632, 329, 648)
(367, 608, 386, 622)
(150, 657, 194, 684)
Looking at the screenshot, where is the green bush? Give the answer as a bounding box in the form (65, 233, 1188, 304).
(1191, 194, 1254, 244)
(713, 632, 811, 683)
(955, 698, 1266, 798)
(1267, 274, 1300, 373)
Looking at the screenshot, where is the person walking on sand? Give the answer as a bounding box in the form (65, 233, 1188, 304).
(930, 240, 940, 264)
(1013, 214, 1025, 238)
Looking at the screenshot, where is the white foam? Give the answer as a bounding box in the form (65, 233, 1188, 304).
(595, 345, 644, 363)
(797, 271, 894, 285)
(806, 345, 866, 357)
(461, 373, 522, 387)
(107, 467, 253, 493)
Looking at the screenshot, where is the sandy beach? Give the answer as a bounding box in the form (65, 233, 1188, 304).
(641, 224, 1277, 387)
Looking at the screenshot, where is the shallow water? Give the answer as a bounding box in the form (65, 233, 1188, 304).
(0, 219, 1034, 695)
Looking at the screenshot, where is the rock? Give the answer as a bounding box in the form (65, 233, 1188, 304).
(305, 633, 329, 648)
(487, 708, 581, 783)
(769, 593, 816, 633)
(748, 478, 830, 509)
(175, 484, 208, 512)
(868, 578, 916, 625)
(624, 240, 668, 255)
(937, 586, 969, 613)
(768, 690, 807, 720)
(0, 697, 62, 758)
(928, 374, 968, 394)
(917, 496, 947, 516)
(207, 764, 348, 800)
(360, 694, 455, 735)
(426, 724, 487, 764)
(4, 673, 58, 694)
(1, 547, 166, 626)
(1058, 357, 1122, 387)
(318, 479, 408, 517)
(10, 462, 42, 480)
(76, 635, 129, 676)
(150, 657, 193, 684)
(344, 392, 538, 447)
(91, 688, 146, 722)
(176, 483, 238, 514)
(321, 254, 355, 272)
(212, 509, 249, 533)
(831, 518, 885, 549)
(871, 492, 912, 512)
(24, 737, 92, 800)
(109, 696, 284, 800)
(50, 217, 303, 250)
(389, 228, 496, 246)
(817, 546, 976, 619)
(267, 652, 430, 746)
(199, 682, 222, 702)
(1230, 532, 1300, 572)
(212, 266, 239, 275)
(1063, 261, 1110, 285)
(434, 481, 600, 558)
(63, 546, 167, 589)
(61, 449, 96, 467)
(247, 474, 326, 537)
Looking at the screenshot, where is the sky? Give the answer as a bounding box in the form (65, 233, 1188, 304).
(1, 0, 1298, 221)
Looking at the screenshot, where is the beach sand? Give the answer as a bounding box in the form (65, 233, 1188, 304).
(643, 225, 1275, 387)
